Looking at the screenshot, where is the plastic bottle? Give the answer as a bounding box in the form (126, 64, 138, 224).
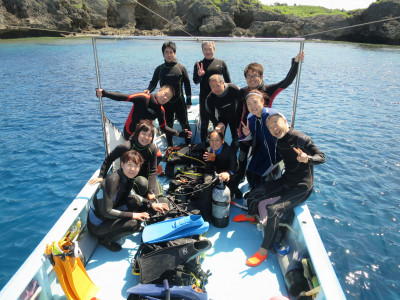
(68, 217, 82, 241)
(211, 182, 231, 228)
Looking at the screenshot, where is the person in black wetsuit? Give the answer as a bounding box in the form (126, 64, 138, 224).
(205, 125, 241, 196)
(144, 41, 192, 146)
(236, 51, 305, 185)
(196, 125, 241, 220)
(87, 150, 169, 252)
(193, 41, 231, 142)
(96, 85, 192, 141)
(233, 111, 325, 267)
(89, 120, 164, 199)
(205, 74, 240, 149)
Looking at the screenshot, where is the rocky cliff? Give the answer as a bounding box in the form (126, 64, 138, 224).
(0, 0, 399, 44)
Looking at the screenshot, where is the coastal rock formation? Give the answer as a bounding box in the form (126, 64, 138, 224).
(0, 0, 399, 45)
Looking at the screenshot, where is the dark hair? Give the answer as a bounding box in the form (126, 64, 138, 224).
(209, 122, 225, 140)
(245, 89, 270, 106)
(121, 150, 144, 166)
(133, 119, 155, 143)
(244, 63, 264, 77)
(160, 84, 175, 98)
(162, 41, 176, 53)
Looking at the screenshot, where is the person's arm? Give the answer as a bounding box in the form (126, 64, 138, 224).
(98, 142, 130, 178)
(100, 89, 132, 102)
(304, 138, 325, 165)
(205, 94, 218, 126)
(181, 65, 192, 106)
(146, 66, 160, 93)
(221, 60, 231, 83)
(145, 143, 159, 195)
(99, 175, 133, 220)
(266, 53, 304, 106)
(158, 105, 191, 138)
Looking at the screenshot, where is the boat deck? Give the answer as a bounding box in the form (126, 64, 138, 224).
(86, 204, 287, 300)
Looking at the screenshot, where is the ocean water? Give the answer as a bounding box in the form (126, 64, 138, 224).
(0, 37, 399, 299)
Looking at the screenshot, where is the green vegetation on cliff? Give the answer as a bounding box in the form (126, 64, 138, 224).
(262, 4, 355, 17)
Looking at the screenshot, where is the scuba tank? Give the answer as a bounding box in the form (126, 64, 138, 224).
(211, 182, 231, 228)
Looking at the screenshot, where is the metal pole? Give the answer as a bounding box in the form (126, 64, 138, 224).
(290, 40, 305, 129)
(92, 37, 109, 155)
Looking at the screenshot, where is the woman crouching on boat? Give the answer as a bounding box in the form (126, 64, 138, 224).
(88, 150, 168, 252)
(234, 111, 325, 266)
(199, 124, 241, 220)
(89, 119, 164, 201)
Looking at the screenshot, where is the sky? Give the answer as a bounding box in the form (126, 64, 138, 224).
(259, 0, 376, 10)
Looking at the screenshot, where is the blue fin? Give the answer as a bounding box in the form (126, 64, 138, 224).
(143, 215, 205, 243)
(147, 222, 209, 244)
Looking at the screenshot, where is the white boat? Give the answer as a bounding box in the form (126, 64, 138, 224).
(0, 37, 346, 300)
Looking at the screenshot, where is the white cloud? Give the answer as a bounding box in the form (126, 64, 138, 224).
(258, 0, 376, 10)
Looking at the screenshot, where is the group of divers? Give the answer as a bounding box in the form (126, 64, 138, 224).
(88, 40, 326, 268)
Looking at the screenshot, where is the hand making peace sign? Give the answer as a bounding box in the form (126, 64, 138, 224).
(196, 62, 205, 76)
(241, 120, 250, 136)
(293, 147, 309, 163)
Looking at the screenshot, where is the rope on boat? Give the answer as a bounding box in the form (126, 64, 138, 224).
(132, 0, 200, 42)
(299, 15, 400, 38)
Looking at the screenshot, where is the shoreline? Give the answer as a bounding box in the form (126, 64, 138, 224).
(1, 31, 400, 49)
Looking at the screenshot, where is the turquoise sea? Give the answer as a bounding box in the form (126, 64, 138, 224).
(0, 37, 399, 299)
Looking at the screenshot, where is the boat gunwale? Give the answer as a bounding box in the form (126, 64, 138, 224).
(0, 170, 101, 300)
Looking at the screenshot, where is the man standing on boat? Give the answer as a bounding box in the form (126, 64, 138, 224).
(234, 111, 325, 267)
(236, 51, 305, 186)
(145, 41, 192, 146)
(193, 41, 231, 143)
(205, 74, 240, 150)
(96, 85, 192, 141)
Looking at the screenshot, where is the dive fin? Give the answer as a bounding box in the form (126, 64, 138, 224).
(64, 256, 99, 300)
(147, 221, 209, 244)
(45, 237, 99, 300)
(142, 215, 205, 244)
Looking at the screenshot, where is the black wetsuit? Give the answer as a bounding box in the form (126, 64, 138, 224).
(98, 136, 163, 196)
(193, 58, 231, 142)
(204, 143, 240, 196)
(100, 90, 180, 140)
(87, 169, 152, 244)
(237, 58, 300, 182)
(147, 60, 192, 145)
(205, 83, 240, 143)
(247, 128, 325, 250)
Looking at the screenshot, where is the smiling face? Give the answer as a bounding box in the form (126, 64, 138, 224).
(202, 42, 215, 60)
(245, 69, 263, 89)
(163, 46, 176, 63)
(209, 131, 223, 152)
(266, 114, 289, 139)
(121, 160, 141, 179)
(246, 94, 264, 117)
(137, 129, 153, 146)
